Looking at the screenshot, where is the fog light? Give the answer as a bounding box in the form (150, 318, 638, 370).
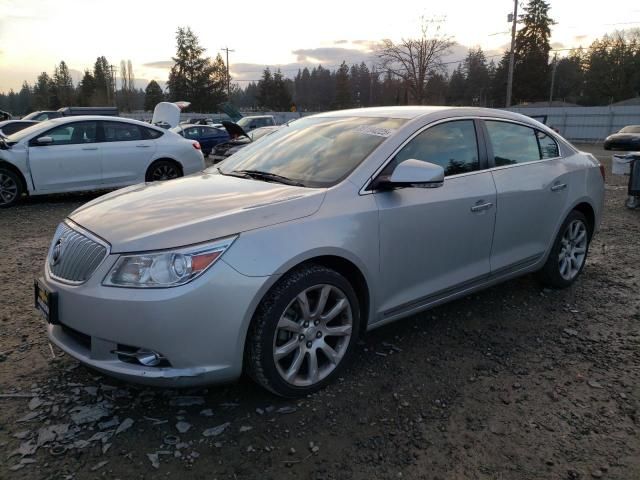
(136, 350, 162, 367)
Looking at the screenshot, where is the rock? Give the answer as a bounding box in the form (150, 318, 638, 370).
(70, 404, 111, 425)
(147, 453, 160, 469)
(277, 406, 297, 414)
(311, 445, 320, 453)
(247, 445, 255, 452)
(200, 409, 214, 417)
(563, 328, 579, 337)
(102, 443, 112, 454)
(90, 460, 108, 471)
(239, 425, 253, 433)
(13, 430, 31, 440)
(169, 396, 205, 407)
(115, 417, 134, 435)
(84, 386, 98, 396)
(98, 417, 120, 431)
(10, 439, 37, 458)
(36, 424, 69, 447)
(28, 397, 43, 410)
(256, 408, 265, 415)
(176, 421, 191, 434)
(592, 470, 603, 478)
(9, 458, 36, 471)
(202, 422, 230, 437)
(16, 411, 41, 423)
(588, 380, 604, 389)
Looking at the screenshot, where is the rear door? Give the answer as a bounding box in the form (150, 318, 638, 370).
(99, 120, 157, 187)
(28, 121, 101, 192)
(483, 120, 569, 273)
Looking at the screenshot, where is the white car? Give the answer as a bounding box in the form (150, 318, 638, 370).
(0, 116, 205, 207)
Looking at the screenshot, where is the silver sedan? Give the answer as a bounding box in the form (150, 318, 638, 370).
(36, 107, 605, 397)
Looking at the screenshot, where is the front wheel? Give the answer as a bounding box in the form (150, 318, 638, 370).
(0, 168, 22, 208)
(537, 210, 591, 288)
(246, 265, 360, 397)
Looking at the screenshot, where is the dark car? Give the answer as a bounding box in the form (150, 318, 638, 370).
(212, 122, 279, 160)
(604, 125, 640, 151)
(170, 124, 229, 157)
(0, 120, 39, 137)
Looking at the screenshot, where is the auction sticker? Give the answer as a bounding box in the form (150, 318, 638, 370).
(353, 125, 394, 137)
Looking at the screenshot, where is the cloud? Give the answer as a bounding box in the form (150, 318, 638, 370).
(573, 35, 588, 43)
(292, 47, 374, 64)
(333, 40, 348, 45)
(142, 60, 173, 69)
(551, 41, 566, 49)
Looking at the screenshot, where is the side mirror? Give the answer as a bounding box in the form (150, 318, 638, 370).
(36, 136, 53, 145)
(375, 159, 445, 189)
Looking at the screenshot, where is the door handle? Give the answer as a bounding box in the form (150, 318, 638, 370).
(136, 145, 151, 148)
(82, 147, 98, 151)
(470, 201, 494, 212)
(551, 183, 567, 192)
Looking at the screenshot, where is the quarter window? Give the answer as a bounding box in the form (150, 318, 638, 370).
(537, 131, 559, 159)
(103, 122, 143, 142)
(392, 120, 480, 176)
(143, 127, 163, 139)
(38, 121, 97, 145)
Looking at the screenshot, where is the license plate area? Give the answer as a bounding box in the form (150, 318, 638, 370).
(34, 278, 59, 324)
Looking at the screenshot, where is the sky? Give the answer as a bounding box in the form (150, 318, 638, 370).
(1, 0, 639, 92)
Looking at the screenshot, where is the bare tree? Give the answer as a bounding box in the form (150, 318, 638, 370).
(376, 17, 454, 104)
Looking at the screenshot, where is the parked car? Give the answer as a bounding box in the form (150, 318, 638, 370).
(0, 110, 11, 121)
(604, 125, 640, 151)
(23, 110, 63, 121)
(236, 115, 276, 131)
(23, 107, 119, 122)
(171, 124, 229, 157)
(212, 123, 279, 160)
(0, 116, 204, 207)
(0, 120, 39, 137)
(35, 107, 604, 397)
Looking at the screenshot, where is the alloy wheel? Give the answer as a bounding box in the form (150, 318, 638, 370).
(272, 284, 353, 387)
(151, 164, 178, 181)
(558, 219, 588, 281)
(0, 172, 18, 205)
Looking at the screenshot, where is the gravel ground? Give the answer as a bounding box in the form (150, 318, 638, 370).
(0, 144, 638, 480)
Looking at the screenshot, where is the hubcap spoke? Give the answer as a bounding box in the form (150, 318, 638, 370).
(274, 338, 299, 360)
(319, 341, 340, 364)
(296, 292, 311, 321)
(277, 317, 302, 333)
(558, 219, 588, 280)
(320, 298, 347, 323)
(314, 285, 331, 318)
(324, 324, 352, 337)
(284, 350, 305, 381)
(307, 350, 319, 383)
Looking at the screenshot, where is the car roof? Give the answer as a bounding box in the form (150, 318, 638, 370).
(42, 115, 162, 129)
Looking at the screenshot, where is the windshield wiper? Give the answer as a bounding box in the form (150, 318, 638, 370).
(231, 170, 305, 187)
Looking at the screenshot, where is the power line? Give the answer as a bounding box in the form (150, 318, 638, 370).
(221, 47, 234, 99)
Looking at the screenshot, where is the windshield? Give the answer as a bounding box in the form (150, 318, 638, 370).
(236, 117, 252, 128)
(212, 116, 406, 188)
(620, 125, 640, 133)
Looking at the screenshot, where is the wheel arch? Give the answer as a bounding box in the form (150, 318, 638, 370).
(146, 157, 184, 178)
(0, 160, 29, 193)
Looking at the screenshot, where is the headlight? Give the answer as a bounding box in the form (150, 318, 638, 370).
(103, 236, 236, 288)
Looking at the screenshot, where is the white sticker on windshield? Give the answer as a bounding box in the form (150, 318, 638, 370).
(353, 125, 394, 137)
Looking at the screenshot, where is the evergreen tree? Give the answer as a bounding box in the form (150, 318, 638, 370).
(334, 61, 351, 108)
(358, 62, 372, 107)
(17, 82, 32, 115)
(463, 48, 490, 105)
(33, 72, 52, 109)
(272, 69, 292, 110)
(554, 49, 584, 103)
(446, 65, 466, 105)
(77, 70, 96, 107)
(53, 61, 74, 107)
(513, 0, 555, 103)
(144, 80, 164, 111)
(257, 67, 274, 108)
(93, 56, 114, 105)
(488, 53, 510, 107)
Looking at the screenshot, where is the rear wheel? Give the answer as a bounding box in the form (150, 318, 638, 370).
(246, 265, 360, 397)
(537, 210, 591, 288)
(145, 160, 182, 182)
(0, 168, 22, 208)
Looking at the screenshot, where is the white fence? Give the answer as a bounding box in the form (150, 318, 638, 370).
(505, 105, 640, 142)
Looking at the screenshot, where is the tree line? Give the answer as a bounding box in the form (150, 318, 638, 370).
(2, 0, 640, 116)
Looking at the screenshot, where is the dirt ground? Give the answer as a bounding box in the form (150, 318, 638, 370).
(0, 144, 638, 480)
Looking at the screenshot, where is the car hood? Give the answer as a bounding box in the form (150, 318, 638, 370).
(607, 133, 640, 140)
(221, 121, 250, 139)
(69, 173, 326, 253)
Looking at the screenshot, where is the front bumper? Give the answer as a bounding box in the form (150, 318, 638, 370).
(42, 256, 273, 387)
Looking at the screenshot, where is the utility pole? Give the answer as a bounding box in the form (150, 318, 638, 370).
(505, 0, 518, 108)
(221, 47, 234, 100)
(549, 53, 558, 104)
(108, 64, 117, 106)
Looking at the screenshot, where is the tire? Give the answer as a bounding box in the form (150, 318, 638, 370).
(536, 210, 592, 289)
(0, 167, 22, 208)
(246, 264, 361, 398)
(145, 160, 182, 182)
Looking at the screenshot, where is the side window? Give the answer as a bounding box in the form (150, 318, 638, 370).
(103, 122, 143, 142)
(393, 120, 480, 176)
(184, 127, 201, 139)
(537, 131, 559, 159)
(485, 121, 540, 166)
(37, 121, 97, 145)
(142, 127, 164, 139)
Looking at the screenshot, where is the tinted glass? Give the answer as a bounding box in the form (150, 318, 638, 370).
(103, 122, 142, 142)
(143, 127, 163, 139)
(215, 116, 407, 188)
(3, 123, 30, 135)
(393, 120, 479, 176)
(537, 131, 559, 159)
(184, 127, 201, 139)
(38, 121, 97, 145)
(486, 121, 540, 166)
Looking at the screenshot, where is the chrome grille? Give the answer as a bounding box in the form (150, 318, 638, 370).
(48, 223, 108, 283)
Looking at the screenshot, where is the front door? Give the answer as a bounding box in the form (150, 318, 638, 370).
(374, 120, 497, 317)
(28, 121, 101, 192)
